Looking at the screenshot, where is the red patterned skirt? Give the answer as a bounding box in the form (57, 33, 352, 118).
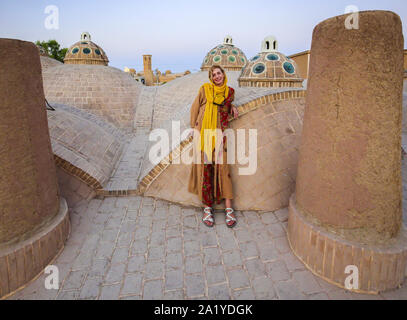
(201, 99, 231, 207)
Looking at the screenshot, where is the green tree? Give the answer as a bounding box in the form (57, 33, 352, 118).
(35, 39, 67, 63)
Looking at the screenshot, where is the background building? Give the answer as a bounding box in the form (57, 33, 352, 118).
(288, 50, 310, 79)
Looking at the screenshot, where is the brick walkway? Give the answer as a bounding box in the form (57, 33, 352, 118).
(7, 194, 407, 300)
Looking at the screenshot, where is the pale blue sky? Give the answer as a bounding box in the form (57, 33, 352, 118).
(0, 0, 406, 72)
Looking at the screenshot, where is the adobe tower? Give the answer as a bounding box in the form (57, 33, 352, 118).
(0, 39, 70, 298)
(143, 54, 154, 86)
(287, 11, 407, 294)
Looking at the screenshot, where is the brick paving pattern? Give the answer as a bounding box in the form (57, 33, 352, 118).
(7, 192, 407, 300)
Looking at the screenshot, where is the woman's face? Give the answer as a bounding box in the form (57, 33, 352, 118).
(211, 68, 225, 86)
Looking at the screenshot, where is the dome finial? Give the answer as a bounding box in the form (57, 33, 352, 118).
(81, 32, 91, 41)
(261, 35, 278, 52)
(223, 35, 233, 46)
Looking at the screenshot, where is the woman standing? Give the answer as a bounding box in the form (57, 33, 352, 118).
(188, 65, 239, 228)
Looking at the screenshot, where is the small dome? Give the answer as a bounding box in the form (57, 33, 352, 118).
(42, 64, 141, 130)
(201, 36, 247, 71)
(64, 32, 109, 66)
(238, 37, 302, 88)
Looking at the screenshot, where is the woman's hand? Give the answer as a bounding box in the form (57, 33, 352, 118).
(186, 129, 194, 140)
(231, 106, 239, 119)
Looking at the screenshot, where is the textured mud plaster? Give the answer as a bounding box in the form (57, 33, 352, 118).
(0, 39, 60, 244)
(295, 11, 404, 244)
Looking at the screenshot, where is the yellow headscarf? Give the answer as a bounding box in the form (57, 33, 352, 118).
(200, 74, 229, 163)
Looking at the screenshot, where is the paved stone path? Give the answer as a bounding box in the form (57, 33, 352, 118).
(104, 134, 149, 191)
(104, 86, 158, 191)
(7, 194, 407, 300)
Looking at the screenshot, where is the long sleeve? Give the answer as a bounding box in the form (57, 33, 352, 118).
(229, 89, 235, 103)
(190, 86, 204, 128)
(227, 88, 235, 114)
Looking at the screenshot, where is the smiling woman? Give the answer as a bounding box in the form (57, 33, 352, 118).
(188, 65, 239, 228)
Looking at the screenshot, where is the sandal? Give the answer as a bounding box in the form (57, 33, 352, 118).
(225, 208, 237, 228)
(202, 207, 214, 227)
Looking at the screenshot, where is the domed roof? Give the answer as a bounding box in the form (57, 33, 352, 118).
(47, 104, 125, 189)
(201, 35, 247, 71)
(64, 32, 109, 66)
(42, 64, 141, 130)
(40, 55, 63, 72)
(139, 85, 307, 211)
(238, 36, 303, 88)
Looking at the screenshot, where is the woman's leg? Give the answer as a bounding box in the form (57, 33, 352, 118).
(225, 198, 232, 208)
(202, 163, 214, 227)
(225, 198, 237, 227)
